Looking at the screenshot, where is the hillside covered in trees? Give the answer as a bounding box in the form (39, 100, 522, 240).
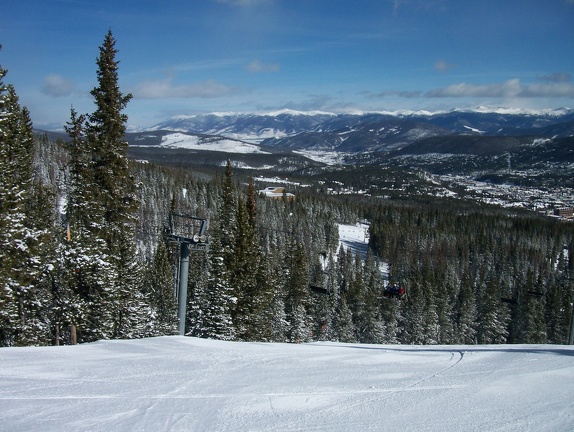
(1, 33, 573, 347)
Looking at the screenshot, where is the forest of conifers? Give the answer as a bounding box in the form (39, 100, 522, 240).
(1, 32, 573, 347)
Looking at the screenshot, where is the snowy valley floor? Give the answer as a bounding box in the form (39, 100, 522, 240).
(1, 337, 573, 432)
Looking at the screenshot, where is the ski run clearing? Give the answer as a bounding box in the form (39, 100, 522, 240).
(337, 222, 390, 277)
(338, 222, 370, 258)
(159, 133, 269, 154)
(1, 336, 573, 432)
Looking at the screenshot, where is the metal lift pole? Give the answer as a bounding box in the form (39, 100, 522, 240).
(164, 213, 208, 337)
(177, 242, 190, 336)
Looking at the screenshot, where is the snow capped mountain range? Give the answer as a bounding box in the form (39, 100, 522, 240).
(148, 109, 337, 144)
(128, 107, 574, 156)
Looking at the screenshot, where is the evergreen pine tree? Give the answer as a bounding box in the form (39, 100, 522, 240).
(477, 277, 509, 343)
(347, 251, 365, 341)
(49, 239, 88, 345)
(545, 253, 571, 344)
(400, 267, 428, 344)
(232, 179, 274, 341)
(334, 247, 356, 342)
(285, 241, 312, 342)
(231, 196, 261, 340)
(520, 272, 547, 343)
(248, 257, 276, 342)
(0, 64, 53, 346)
(62, 31, 149, 341)
(322, 253, 339, 341)
(335, 294, 356, 343)
(200, 221, 235, 340)
(360, 250, 385, 344)
(420, 270, 440, 345)
(436, 267, 458, 344)
(144, 241, 178, 335)
(455, 271, 478, 344)
(380, 292, 401, 344)
(267, 253, 289, 342)
(220, 158, 237, 270)
(89, 30, 149, 338)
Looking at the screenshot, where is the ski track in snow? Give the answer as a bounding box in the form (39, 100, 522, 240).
(1, 337, 573, 432)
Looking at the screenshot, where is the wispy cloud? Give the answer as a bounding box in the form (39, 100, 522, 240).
(132, 77, 241, 99)
(434, 60, 456, 73)
(425, 79, 524, 98)
(214, 0, 272, 6)
(41, 74, 75, 97)
(245, 60, 280, 73)
(367, 79, 574, 100)
(278, 94, 334, 111)
(364, 90, 423, 99)
(536, 72, 571, 83)
(392, 0, 446, 15)
(520, 82, 574, 98)
(426, 79, 574, 98)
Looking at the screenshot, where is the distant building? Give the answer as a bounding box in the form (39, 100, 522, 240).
(554, 207, 574, 218)
(258, 186, 295, 201)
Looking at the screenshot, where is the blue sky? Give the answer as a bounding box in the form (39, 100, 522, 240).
(2, 0, 574, 130)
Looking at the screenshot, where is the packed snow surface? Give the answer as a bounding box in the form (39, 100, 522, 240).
(1, 337, 573, 432)
(338, 222, 370, 259)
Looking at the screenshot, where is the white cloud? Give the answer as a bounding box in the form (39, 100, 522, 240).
(425, 79, 574, 98)
(132, 78, 240, 99)
(245, 60, 280, 73)
(366, 78, 574, 101)
(521, 82, 574, 98)
(41, 74, 75, 97)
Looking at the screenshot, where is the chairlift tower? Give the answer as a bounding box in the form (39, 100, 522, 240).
(163, 213, 208, 336)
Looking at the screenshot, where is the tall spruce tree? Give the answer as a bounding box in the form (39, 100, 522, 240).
(63, 30, 149, 341)
(200, 220, 235, 340)
(232, 180, 274, 341)
(220, 159, 237, 270)
(230, 196, 258, 339)
(62, 106, 112, 342)
(0, 59, 53, 346)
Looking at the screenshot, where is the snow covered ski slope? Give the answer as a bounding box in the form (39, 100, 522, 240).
(338, 222, 370, 259)
(1, 336, 573, 432)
